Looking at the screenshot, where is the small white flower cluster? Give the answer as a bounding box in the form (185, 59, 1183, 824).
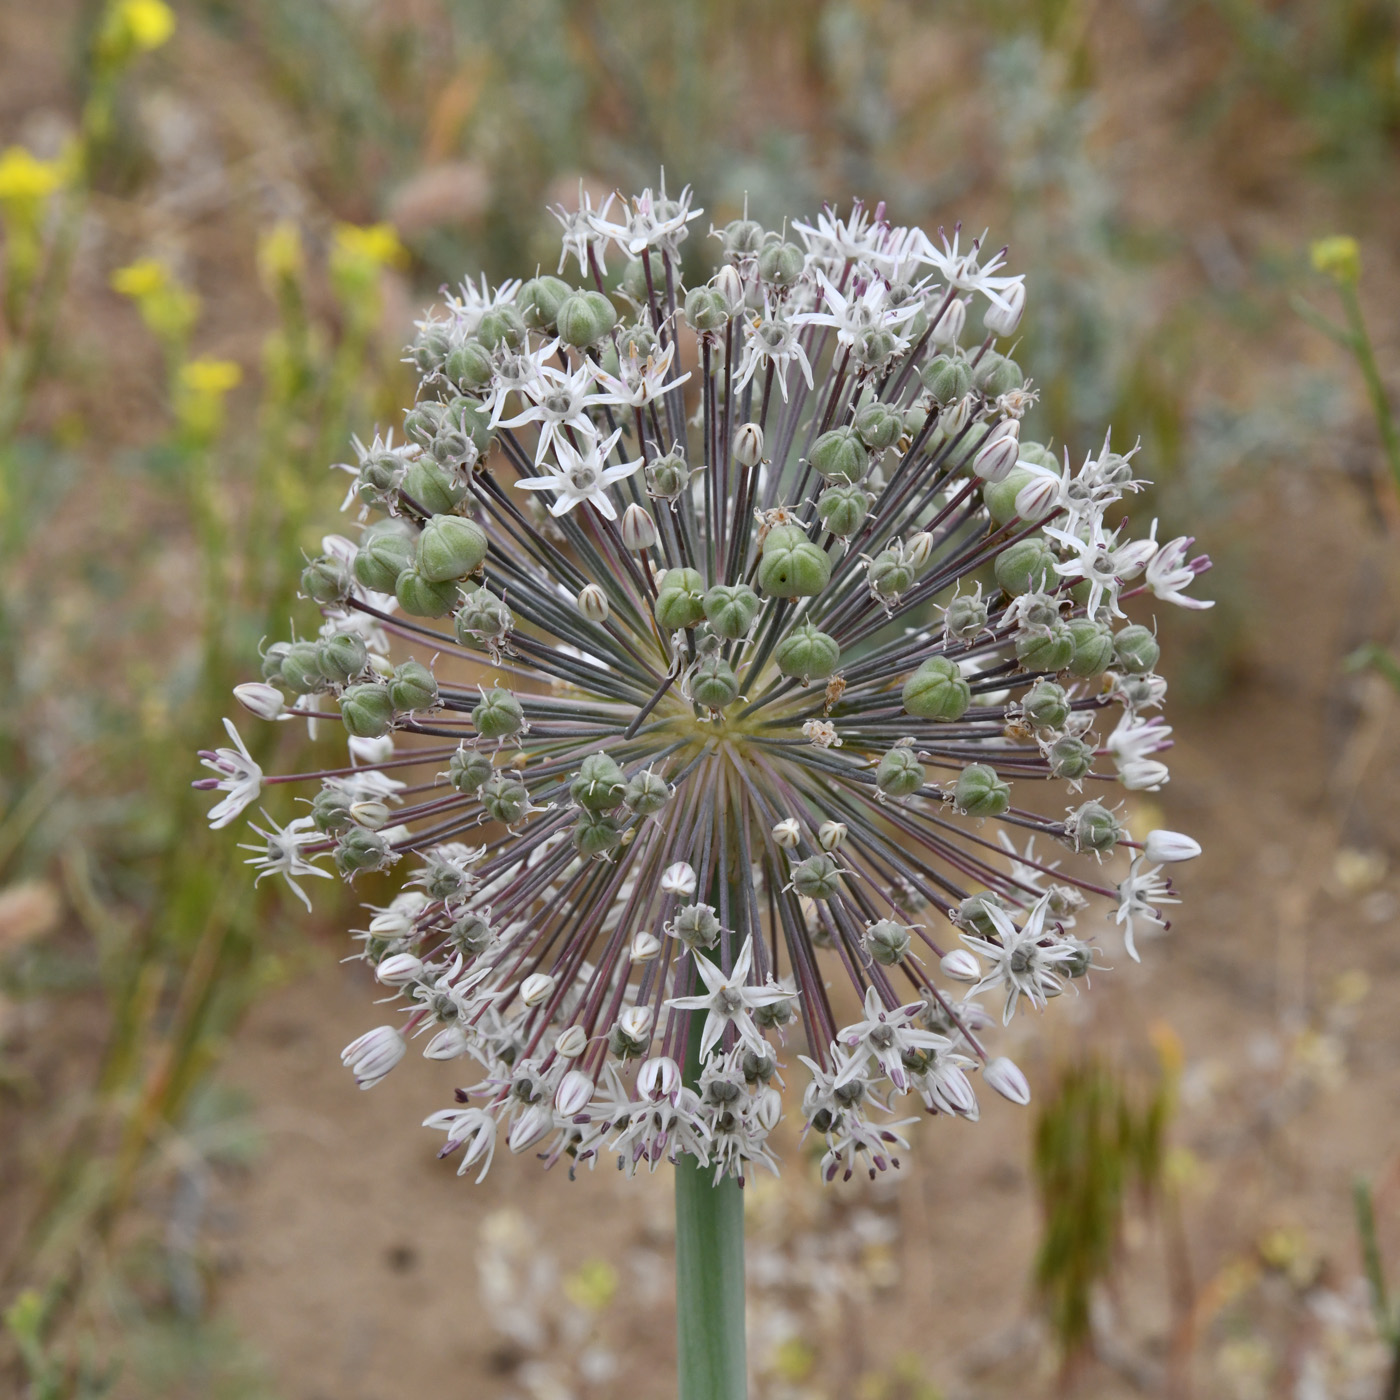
(196, 178, 1208, 1186)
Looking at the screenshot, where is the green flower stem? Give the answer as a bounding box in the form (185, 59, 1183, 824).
(675, 1151, 747, 1400)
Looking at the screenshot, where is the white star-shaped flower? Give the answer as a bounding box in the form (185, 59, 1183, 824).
(513, 427, 642, 521)
(665, 935, 790, 1060)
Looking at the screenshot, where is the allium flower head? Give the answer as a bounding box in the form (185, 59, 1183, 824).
(198, 180, 1209, 1186)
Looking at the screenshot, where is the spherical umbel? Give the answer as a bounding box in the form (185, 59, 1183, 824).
(198, 177, 1207, 1191)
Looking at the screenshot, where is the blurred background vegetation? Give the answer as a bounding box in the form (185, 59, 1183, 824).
(1, 0, 1399, 1396)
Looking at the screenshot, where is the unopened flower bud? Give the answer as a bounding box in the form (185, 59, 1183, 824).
(555, 1068, 594, 1115)
(941, 948, 982, 981)
(619, 1005, 653, 1042)
(630, 931, 662, 963)
(983, 281, 1026, 337)
(903, 656, 971, 721)
(714, 264, 745, 311)
(639, 1055, 681, 1101)
(341, 1026, 406, 1089)
(520, 972, 555, 1007)
(1015, 472, 1060, 522)
(234, 681, 286, 720)
(904, 531, 935, 571)
(376, 952, 424, 985)
(733, 422, 765, 468)
(576, 583, 610, 623)
(1144, 829, 1201, 862)
(929, 296, 966, 346)
(661, 861, 697, 897)
(973, 419, 1021, 483)
(818, 821, 847, 851)
(984, 1055, 1031, 1105)
(621, 503, 657, 550)
(772, 818, 801, 848)
(349, 799, 391, 830)
(554, 1025, 589, 1059)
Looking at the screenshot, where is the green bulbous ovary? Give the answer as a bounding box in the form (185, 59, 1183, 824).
(902, 656, 971, 721)
(757, 526, 831, 598)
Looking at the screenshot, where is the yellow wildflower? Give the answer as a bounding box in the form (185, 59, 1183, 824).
(332, 222, 408, 271)
(179, 358, 242, 396)
(112, 0, 176, 51)
(1309, 234, 1361, 286)
(0, 147, 64, 208)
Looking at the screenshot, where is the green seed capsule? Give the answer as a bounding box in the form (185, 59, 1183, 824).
(973, 352, 1024, 396)
(301, 554, 352, 605)
(445, 338, 494, 391)
(816, 483, 870, 538)
(556, 290, 617, 348)
(481, 773, 531, 825)
(775, 621, 840, 682)
(703, 583, 760, 640)
(1113, 625, 1160, 675)
(574, 808, 623, 858)
(473, 687, 524, 741)
(955, 763, 1010, 817)
(757, 526, 831, 598)
(868, 547, 916, 600)
(448, 746, 494, 794)
(475, 305, 527, 352)
(280, 640, 326, 695)
(1021, 679, 1070, 730)
(389, 660, 438, 713)
(1047, 735, 1094, 780)
(957, 891, 1005, 937)
(570, 753, 627, 812)
(354, 526, 415, 594)
(655, 567, 706, 630)
(402, 458, 467, 515)
(319, 631, 368, 685)
(623, 768, 672, 816)
(1072, 800, 1121, 854)
(417, 514, 488, 583)
(684, 285, 730, 333)
(340, 683, 395, 738)
(790, 853, 844, 900)
(335, 826, 393, 876)
(757, 241, 804, 286)
(853, 401, 903, 451)
(902, 656, 971, 721)
(518, 275, 573, 331)
(983, 468, 1036, 526)
(1066, 617, 1115, 678)
(921, 354, 973, 405)
(310, 784, 354, 834)
(876, 748, 926, 799)
(809, 426, 869, 484)
(690, 655, 739, 709)
(995, 539, 1058, 596)
(866, 918, 912, 965)
(1015, 623, 1075, 673)
(454, 587, 513, 648)
(394, 567, 460, 619)
(944, 592, 989, 640)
